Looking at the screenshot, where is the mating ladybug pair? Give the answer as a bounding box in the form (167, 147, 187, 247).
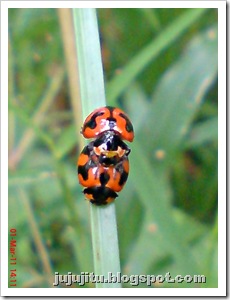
(77, 106, 134, 205)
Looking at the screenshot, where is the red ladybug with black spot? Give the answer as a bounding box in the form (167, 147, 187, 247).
(77, 143, 129, 205)
(81, 106, 134, 142)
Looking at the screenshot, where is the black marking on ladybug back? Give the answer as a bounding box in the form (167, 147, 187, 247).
(83, 111, 104, 130)
(93, 132, 115, 149)
(107, 107, 118, 130)
(93, 132, 130, 152)
(79, 144, 95, 164)
(119, 170, 128, 186)
(119, 112, 133, 133)
(81, 144, 91, 155)
(78, 165, 89, 181)
(78, 144, 98, 180)
(106, 106, 115, 115)
(84, 186, 118, 205)
(99, 172, 110, 186)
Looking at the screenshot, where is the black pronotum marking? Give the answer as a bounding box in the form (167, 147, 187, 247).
(94, 132, 130, 152)
(107, 106, 134, 134)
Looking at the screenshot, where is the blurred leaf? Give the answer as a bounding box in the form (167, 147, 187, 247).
(139, 8, 161, 32)
(124, 83, 150, 131)
(106, 8, 208, 104)
(9, 101, 56, 153)
(55, 124, 78, 159)
(172, 208, 208, 243)
(9, 169, 57, 187)
(190, 217, 218, 287)
(128, 144, 198, 276)
(185, 117, 217, 148)
(117, 195, 145, 265)
(172, 146, 217, 223)
(9, 8, 64, 111)
(126, 26, 217, 277)
(138, 26, 218, 163)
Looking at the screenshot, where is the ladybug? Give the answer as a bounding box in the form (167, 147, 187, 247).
(77, 144, 129, 205)
(81, 106, 134, 142)
(78, 106, 134, 205)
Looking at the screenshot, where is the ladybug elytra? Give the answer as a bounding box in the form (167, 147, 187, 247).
(81, 106, 134, 142)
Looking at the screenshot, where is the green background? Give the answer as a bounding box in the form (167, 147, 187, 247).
(8, 8, 218, 288)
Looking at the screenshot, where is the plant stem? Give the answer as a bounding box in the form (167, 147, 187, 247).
(72, 8, 121, 288)
(8, 68, 65, 170)
(57, 8, 82, 137)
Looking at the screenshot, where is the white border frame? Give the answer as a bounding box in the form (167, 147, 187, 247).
(1, 1, 226, 297)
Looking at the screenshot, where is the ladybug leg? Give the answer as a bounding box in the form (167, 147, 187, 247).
(114, 158, 126, 173)
(118, 139, 131, 156)
(86, 141, 95, 154)
(107, 158, 125, 180)
(112, 166, 118, 180)
(94, 165, 101, 180)
(112, 156, 129, 179)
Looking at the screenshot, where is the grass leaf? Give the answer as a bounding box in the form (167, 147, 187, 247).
(106, 8, 209, 104)
(73, 8, 121, 287)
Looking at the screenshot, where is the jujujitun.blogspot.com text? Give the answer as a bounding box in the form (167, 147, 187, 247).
(53, 271, 206, 286)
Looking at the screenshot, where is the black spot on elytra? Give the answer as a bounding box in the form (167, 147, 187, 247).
(119, 112, 133, 133)
(84, 111, 104, 130)
(119, 171, 128, 186)
(78, 165, 89, 181)
(99, 172, 110, 186)
(81, 145, 91, 155)
(106, 106, 115, 114)
(84, 186, 118, 205)
(78, 144, 97, 180)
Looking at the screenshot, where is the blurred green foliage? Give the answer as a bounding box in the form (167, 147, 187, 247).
(8, 8, 217, 288)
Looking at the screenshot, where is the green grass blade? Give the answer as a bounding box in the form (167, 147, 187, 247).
(9, 101, 56, 154)
(72, 8, 121, 288)
(139, 8, 161, 32)
(55, 124, 77, 159)
(18, 188, 54, 287)
(73, 9, 106, 116)
(8, 68, 65, 168)
(106, 8, 208, 104)
(137, 25, 218, 161)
